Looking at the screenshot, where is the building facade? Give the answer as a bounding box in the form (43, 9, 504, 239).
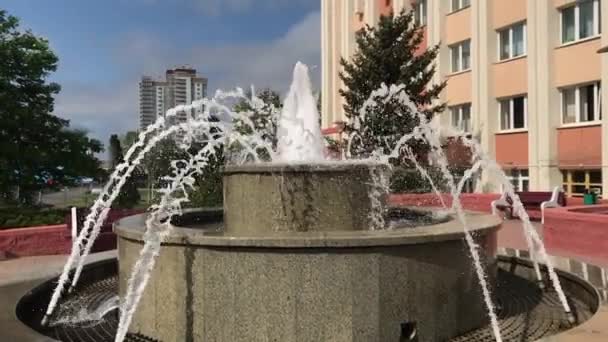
(138, 67, 208, 131)
(139, 76, 166, 130)
(322, 0, 608, 198)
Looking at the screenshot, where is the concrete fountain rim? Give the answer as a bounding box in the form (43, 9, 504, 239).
(223, 160, 390, 174)
(114, 208, 502, 248)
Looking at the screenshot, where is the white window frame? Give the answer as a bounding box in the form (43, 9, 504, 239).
(414, 0, 427, 26)
(498, 96, 528, 132)
(451, 0, 470, 12)
(560, 82, 602, 126)
(560, 0, 601, 44)
(450, 40, 471, 73)
(505, 169, 530, 192)
(450, 103, 472, 133)
(497, 22, 527, 61)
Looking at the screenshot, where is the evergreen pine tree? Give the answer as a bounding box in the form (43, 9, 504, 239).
(339, 9, 445, 160)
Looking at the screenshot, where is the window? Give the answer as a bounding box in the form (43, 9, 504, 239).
(451, 0, 470, 12)
(561, 82, 601, 124)
(498, 22, 526, 61)
(499, 96, 527, 131)
(454, 169, 478, 193)
(561, 0, 601, 44)
(450, 104, 471, 133)
(506, 169, 529, 192)
(414, 0, 427, 26)
(356, 12, 364, 22)
(450, 40, 471, 73)
(562, 169, 603, 198)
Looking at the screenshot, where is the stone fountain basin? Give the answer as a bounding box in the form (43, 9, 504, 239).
(114, 209, 501, 342)
(115, 208, 497, 247)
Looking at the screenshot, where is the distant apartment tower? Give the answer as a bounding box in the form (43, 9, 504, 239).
(165, 68, 207, 124)
(138, 67, 208, 130)
(139, 76, 165, 130)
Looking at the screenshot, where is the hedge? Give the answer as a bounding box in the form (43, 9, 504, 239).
(0, 207, 70, 229)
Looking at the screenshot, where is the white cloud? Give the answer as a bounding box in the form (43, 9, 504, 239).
(129, 0, 313, 16)
(115, 11, 320, 92)
(187, 10, 321, 92)
(53, 81, 138, 145)
(195, 0, 311, 15)
(52, 11, 320, 150)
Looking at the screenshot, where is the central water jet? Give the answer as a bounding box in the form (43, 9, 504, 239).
(276, 62, 325, 162)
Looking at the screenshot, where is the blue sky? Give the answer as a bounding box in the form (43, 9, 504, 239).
(3, 0, 321, 146)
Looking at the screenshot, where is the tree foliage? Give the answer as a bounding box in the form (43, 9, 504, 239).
(188, 89, 282, 207)
(108, 135, 123, 170)
(0, 10, 103, 204)
(108, 135, 141, 208)
(228, 88, 281, 162)
(141, 139, 187, 204)
(119, 131, 138, 156)
(339, 9, 445, 160)
(233, 88, 281, 145)
(189, 147, 225, 208)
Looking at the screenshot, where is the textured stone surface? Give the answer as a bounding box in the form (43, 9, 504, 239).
(116, 210, 499, 248)
(114, 163, 503, 341)
(117, 218, 500, 342)
(3, 247, 605, 342)
(223, 162, 390, 233)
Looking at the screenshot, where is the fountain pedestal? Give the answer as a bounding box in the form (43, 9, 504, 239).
(115, 163, 501, 342)
(223, 163, 391, 233)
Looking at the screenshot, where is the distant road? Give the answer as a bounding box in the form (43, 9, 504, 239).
(41, 187, 89, 207)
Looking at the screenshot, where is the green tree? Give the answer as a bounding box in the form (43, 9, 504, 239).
(189, 147, 225, 208)
(108, 135, 141, 208)
(108, 134, 123, 170)
(0, 10, 103, 204)
(119, 130, 138, 156)
(188, 89, 282, 208)
(141, 139, 187, 204)
(233, 88, 281, 145)
(339, 9, 445, 160)
(229, 88, 281, 163)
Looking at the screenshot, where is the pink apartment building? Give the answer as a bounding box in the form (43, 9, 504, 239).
(322, 0, 608, 198)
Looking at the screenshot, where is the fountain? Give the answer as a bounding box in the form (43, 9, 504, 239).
(114, 62, 500, 341)
(9, 62, 600, 342)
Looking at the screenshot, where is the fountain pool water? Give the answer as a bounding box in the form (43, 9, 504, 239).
(19, 62, 597, 342)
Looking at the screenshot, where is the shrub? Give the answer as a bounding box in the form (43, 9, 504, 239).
(390, 167, 447, 194)
(0, 207, 69, 229)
